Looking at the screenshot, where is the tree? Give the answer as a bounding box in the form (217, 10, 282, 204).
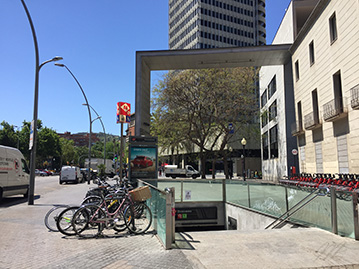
(0, 121, 18, 148)
(0, 120, 43, 163)
(75, 146, 89, 167)
(92, 141, 105, 159)
(60, 138, 76, 166)
(151, 67, 259, 178)
(37, 127, 61, 168)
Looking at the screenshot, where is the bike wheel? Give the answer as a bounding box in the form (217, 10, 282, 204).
(56, 206, 79, 236)
(113, 211, 127, 232)
(81, 195, 103, 206)
(72, 204, 106, 238)
(44, 205, 69, 232)
(124, 202, 152, 234)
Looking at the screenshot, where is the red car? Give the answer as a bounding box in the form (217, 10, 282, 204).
(132, 156, 153, 168)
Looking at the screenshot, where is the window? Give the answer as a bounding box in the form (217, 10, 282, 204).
(268, 76, 277, 98)
(269, 100, 277, 121)
(261, 89, 267, 108)
(333, 70, 343, 112)
(312, 89, 319, 123)
(295, 60, 300, 81)
(270, 125, 278, 158)
(329, 12, 338, 43)
(21, 159, 29, 174)
(309, 41, 315, 65)
(297, 101, 303, 130)
(262, 132, 269, 160)
(261, 111, 268, 127)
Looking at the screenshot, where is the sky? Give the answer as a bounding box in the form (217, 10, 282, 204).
(0, 0, 291, 136)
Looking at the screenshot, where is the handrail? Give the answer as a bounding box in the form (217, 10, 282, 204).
(138, 179, 170, 195)
(265, 187, 329, 229)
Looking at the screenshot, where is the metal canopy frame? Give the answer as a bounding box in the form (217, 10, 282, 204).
(135, 44, 292, 136)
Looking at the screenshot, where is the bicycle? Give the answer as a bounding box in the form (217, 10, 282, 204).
(55, 195, 109, 236)
(71, 189, 152, 238)
(44, 205, 70, 232)
(71, 192, 128, 238)
(124, 201, 152, 234)
(56, 206, 81, 236)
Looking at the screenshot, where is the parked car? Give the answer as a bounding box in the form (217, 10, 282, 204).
(35, 169, 48, 176)
(131, 156, 153, 168)
(164, 165, 200, 179)
(59, 166, 83, 184)
(0, 145, 29, 200)
(42, 169, 53, 176)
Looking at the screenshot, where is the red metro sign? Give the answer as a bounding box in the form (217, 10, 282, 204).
(116, 102, 131, 123)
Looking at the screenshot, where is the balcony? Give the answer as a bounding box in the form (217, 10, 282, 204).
(304, 112, 321, 130)
(291, 121, 305, 136)
(323, 97, 347, 122)
(351, 84, 359, 109)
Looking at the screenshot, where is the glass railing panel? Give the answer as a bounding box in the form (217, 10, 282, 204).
(146, 187, 167, 246)
(249, 183, 287, 217)
(226, 180, 249, 207)
(182, 180, 223, 201)
(286, 187, 314, 210)
(158, 181, 183, 201)
(158, 180, 223, 202)
(288, 189, 332, 231)
(337, 192, 355, 238)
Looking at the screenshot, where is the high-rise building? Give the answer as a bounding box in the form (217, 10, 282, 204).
(169, 0, 266, 50)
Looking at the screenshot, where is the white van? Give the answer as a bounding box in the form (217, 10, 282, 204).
(0, 145, 30, 201)
(59, 166, 83, 184)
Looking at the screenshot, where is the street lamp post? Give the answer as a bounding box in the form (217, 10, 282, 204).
(228, 146, 233, 179)
(83, 104, 106, 166)
(21, 0, 63, 205)
(55, 63, 92, 183)
(241, 138, 247, 181)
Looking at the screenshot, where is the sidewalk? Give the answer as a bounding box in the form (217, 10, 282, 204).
(1, 178, 359, 268)
(0, 182, 193, 269)
(178, 228, 359, 269)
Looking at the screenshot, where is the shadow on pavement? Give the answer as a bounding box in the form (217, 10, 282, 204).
(0, 194, 41, 208)
(172, 232, 199, 250)
(57, 230, 158, 240)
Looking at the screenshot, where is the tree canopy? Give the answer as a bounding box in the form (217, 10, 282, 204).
(0, 120, 120, 170)
(1, 120, 61, 168)
(151, 67, 259, 177)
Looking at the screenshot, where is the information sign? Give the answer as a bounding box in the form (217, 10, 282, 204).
(29, 120, 34, 150)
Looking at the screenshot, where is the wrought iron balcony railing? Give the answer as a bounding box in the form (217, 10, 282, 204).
(323, 97, 347, 122)
(291, 121, 304, 136)
(304, 112, 321, 130)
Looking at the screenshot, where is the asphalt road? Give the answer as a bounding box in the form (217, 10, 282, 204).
(0, 175, 65, 208)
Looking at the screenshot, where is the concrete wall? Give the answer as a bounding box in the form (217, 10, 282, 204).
(135, 54, 151, 136)
(226, 203, 293, 230)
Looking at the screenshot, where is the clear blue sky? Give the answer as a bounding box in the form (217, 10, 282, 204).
(0, 0, 291, 136)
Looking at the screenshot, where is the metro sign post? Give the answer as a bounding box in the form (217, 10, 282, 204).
(117, 102, 131, 124)
(116, 102, 131, 180)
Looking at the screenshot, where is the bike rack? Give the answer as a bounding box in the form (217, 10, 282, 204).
(265, 186, 330, 229)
